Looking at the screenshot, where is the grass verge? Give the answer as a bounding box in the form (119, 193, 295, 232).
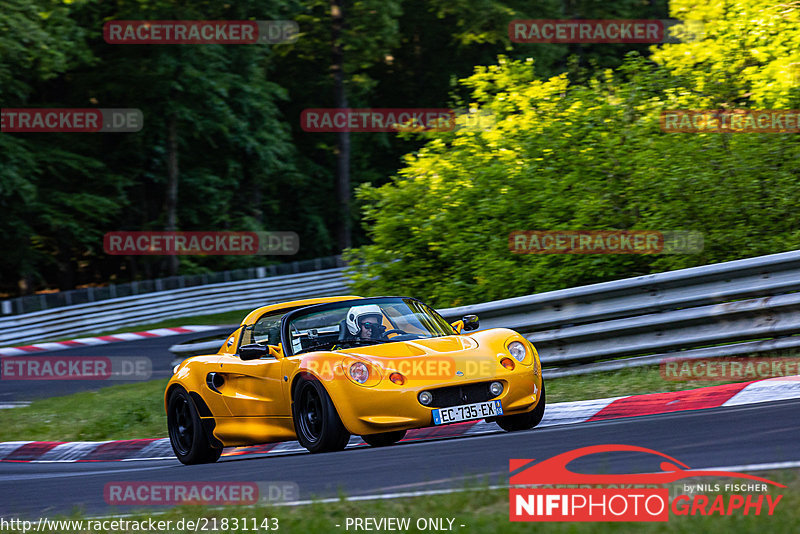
(0, 362, 776, 442)
(3, 473, 798, 533)
(0, 379, 169, 442)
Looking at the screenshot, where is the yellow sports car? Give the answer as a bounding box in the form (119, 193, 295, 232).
(165, 296, 545, 464)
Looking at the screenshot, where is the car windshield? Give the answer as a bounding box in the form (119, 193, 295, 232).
(285, 297, 456, 355)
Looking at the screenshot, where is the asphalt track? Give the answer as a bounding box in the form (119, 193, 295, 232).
(0, 328, 233, 402)
(1, 398, 798, 518)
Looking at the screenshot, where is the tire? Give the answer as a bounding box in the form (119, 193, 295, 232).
(361, 430, 407, 447)
(496, 382, 546, 432)
(167, 387, 222, 465)
(292, 378, 351, 453)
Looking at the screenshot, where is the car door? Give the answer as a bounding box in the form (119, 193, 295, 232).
(214, 312, 289, 417)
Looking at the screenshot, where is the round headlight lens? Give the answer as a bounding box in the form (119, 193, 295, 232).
(349, 362, 369, 384)
(508, 341, 527, 362)
(490, 381, 504, 396)
(418, 391, 433, 406)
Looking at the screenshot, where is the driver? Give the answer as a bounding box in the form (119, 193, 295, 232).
(345, 304, 387, 340)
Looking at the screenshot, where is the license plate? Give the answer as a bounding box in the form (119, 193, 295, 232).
(432, 400, 503, 425)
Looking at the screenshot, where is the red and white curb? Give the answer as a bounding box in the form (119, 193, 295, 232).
(0, 326, 220, 356)
(2, 375, 799, 463)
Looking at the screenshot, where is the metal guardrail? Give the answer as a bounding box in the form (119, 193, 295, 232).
(437, 249, 800, 377)
(1, 256, 345, 316)
(168, 249, 800, 378)
(0, 267, 351, 346)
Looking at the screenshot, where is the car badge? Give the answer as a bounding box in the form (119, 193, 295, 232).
(456, 370, 464, 376)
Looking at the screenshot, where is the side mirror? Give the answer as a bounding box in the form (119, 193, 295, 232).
(267, 344, 283, 358)
(462, 314, 479, 331)
(239, 343, 268, 360)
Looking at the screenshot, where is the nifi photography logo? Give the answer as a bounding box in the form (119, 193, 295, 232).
(509, 444, 784, 522)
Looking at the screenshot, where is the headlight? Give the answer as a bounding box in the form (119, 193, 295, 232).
(349, 362, 369, 384)
(508, 341, 527, 362)
(490, 381, 504, 396)
(172, 364, 180, 375)
(418, 391, 433, 405)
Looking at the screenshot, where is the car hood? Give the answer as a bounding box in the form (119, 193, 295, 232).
(338, 335, 478, 359)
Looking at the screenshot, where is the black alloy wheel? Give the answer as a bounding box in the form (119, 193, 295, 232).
(293, 378, 351, 453)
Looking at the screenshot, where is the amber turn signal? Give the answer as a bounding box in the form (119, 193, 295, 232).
(389, 372, 406, 385)
(500, 357, 515, 370)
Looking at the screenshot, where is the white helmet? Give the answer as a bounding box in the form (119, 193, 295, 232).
(346, 304, 384, 335)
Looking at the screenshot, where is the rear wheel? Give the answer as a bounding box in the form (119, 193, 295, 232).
(293, 378, 351, 453)
(361, 430, 407, 447)
(497, 382, 546, 432)
(167, 387, 222, 465)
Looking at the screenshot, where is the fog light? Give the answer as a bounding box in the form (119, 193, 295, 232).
(490, 381, 503, 396)
(500, 357, 515, 370)
(418, 391, 433, 405)
(389, 372, 406, 385)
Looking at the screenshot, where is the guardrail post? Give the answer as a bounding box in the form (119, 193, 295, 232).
(1, 301, 10, 315)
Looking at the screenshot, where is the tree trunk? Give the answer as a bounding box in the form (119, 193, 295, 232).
(165, 114, 180, 275)
(331, 0, 352, 250)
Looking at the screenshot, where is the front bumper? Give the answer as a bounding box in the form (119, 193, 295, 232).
(329, 367, 543, 436)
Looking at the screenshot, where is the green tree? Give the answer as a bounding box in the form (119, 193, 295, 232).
(346, 47, 800, 306)
(651, 0, 800, 108)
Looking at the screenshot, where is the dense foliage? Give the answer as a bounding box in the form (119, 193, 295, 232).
(2, 0, 797, 305)
(346, 0, 800, 306)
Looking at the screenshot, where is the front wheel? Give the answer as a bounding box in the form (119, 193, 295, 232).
(496, 382, 546, 432)
(361, 430, 407, 447)
(167, 387, 222, 465)
(293, 378, 351, 453)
